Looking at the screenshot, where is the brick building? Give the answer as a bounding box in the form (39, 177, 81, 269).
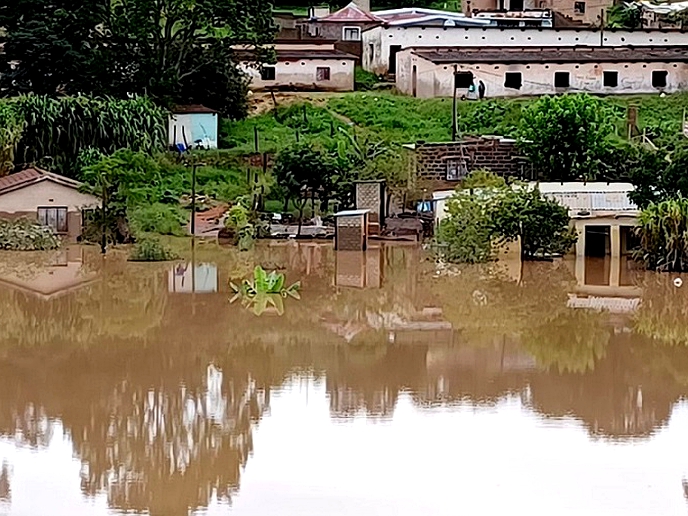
(407, 136, 527, 191)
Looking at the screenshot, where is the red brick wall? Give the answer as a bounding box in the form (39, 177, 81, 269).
(415, 137, 527, 191)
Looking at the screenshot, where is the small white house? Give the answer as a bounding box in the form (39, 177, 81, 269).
(169, 105, 219, 150)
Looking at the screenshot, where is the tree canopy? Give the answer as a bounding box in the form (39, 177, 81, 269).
(518, 94, 614, 182)
(0, 0, 275, 116)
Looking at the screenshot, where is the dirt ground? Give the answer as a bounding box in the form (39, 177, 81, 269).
(247, 91, 344, 116)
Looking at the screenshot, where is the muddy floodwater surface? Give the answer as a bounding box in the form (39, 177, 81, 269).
(1, 242, 688, 516)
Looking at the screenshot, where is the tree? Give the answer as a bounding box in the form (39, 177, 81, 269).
(0, 0, 107, 95)
(492, 186, 578, 260)
(0, 0, 275, 117)
(628, 143, 688, 209)
(518, 94, 614, 182)
(436, 171, 576, 263)
(273, 144, 341, 233)
(606, 3, 643, 29)
(80, 149, 164, 248)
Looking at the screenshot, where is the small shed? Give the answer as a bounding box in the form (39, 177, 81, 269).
(355, 180, 386, 235)
(169, 105, 219, 150)
(334, 209, 370, 251)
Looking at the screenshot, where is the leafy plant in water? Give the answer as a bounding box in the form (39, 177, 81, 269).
(0, 218, 60, 250)
(129, 238, 179, 262)
(230, 266, 300, 316)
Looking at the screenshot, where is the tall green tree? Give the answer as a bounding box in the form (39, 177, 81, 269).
(518, 94, 613, 182)
(0, 0, 274, 117)
(0, 0, 107, 95)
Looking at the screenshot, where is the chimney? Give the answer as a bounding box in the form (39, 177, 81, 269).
(354, 0, 371, 12)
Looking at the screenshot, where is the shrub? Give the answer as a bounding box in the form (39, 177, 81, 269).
(355, 67, 380, 91)
(128, 203, 188, 237)
(635, 198, 688, 272)
(0, 218, 60, 250)
(129, 238, 179, 262)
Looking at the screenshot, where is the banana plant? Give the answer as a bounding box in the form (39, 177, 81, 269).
(230, 266, 300, 316)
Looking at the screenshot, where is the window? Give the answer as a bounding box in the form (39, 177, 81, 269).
(316, 67, 331, 81)
(574, 1, 586, 13)
(446, 159, 469, 181)
(342, 27, 361, 41)
(38, 207, 68, 233)
(455, 71, 474, 89)
(504, 72, 522, 89)
(603, 71, 618, 87)
(260, 66, 275, 81)
(652, 70, 668, 88)
(554, 71, 570, 88)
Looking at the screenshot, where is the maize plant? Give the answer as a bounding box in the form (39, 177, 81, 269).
(0, 103, 25, 176)
(635, 198, 688, 272)
(9, 95, 167, 176)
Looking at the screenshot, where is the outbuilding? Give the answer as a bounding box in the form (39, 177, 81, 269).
(0, 168, 99, 241)
(242, 41, 357, 92)
(169, 105, 219, 150)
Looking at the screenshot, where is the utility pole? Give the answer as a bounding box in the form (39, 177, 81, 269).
(189, 161, 206, 237)
(452, 65, 458, 141)
(191, 163, 197, 236)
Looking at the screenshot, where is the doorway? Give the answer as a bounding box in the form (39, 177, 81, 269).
(389, 45, 402, 74)
(412, 65, 417, 97)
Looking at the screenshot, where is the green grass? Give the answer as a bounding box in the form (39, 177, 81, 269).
(223, 92, 688, 156)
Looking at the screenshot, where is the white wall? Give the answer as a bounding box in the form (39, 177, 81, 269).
(0, 181, 99, 213)
(363, 25, 688, 74)
(242, 58, 355, 92)
(397, 49, 688, 97)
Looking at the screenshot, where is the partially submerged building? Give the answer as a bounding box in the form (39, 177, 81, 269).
(396, 46, 688, 97)
(0, 168, 99, 241)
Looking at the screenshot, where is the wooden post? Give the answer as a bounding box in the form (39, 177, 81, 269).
(452, 65, 458, 141)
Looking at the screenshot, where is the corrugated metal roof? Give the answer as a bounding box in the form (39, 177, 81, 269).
(320, 2, 382, 22)
(545, 191, 638, 213)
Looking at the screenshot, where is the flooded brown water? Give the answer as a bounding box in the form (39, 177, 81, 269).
(1, 242, 688, 516)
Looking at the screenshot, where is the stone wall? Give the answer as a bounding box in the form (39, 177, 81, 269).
(414, 136, 526, 191)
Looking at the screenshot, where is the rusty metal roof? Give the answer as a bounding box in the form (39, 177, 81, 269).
(0, 168, 83, 196)
(412, 46, 688, 64)
(319, 2, 382, 23)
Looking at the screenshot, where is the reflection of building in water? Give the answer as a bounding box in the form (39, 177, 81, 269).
(168, 263, 218, 293)
(335, 248, 383, 288)
(566, 255, 642, 325)
(0, 247, 97, 300)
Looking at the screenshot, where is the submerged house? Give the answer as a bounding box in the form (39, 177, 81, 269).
(0, 168, 99, 241)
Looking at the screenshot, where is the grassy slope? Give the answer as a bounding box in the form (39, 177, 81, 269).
(223, 92, 688, 155)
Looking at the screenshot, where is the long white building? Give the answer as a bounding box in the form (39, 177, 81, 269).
(362, 26, 688, 75)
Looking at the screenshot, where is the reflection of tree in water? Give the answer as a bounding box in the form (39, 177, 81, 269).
(0, 461, 11, 503)
(75, 364, 265, 515)
(634, 273, 688, 346)
(522, 310, 610, 374)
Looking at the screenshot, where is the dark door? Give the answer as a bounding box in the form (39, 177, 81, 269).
(389, 45, 402, 74)
(510, 0, 524, 10)
(412, 65, 417, 97)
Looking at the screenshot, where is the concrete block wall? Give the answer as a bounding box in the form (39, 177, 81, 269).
(415, 137, 525, 190)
